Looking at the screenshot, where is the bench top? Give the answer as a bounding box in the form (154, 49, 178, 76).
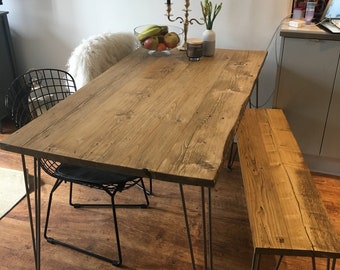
(237, 108, 340, 257)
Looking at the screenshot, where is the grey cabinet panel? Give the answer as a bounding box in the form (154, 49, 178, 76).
(321, 57, 340, 158)
(274, 23, 340, 174)
(274, 38, 339, 156)
(0, 11, 16, 123)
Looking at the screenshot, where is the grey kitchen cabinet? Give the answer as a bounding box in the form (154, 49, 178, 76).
(320, 61, 340, 159)
(0, 11, 16, 130)
(273, 22, 340, 175)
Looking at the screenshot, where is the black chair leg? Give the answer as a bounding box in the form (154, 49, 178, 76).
(45, 186, 122, 265)
(111, 194, 122, 266)
(227, 141, 238, 170)
(134, 178, 149, 208)
(137, 169, 153, 195)
(44, 179, 63, 240)
(44, 179, 149, 266)
(136, 178, 152, 195)
(69, 182, 113, 208)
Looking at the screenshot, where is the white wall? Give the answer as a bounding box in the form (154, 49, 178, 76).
(2, 0, 292, 107)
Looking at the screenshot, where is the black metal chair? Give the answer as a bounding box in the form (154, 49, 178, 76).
(5, 68, 150, 266)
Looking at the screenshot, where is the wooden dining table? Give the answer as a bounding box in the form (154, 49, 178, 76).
(0, 47, 267, 270)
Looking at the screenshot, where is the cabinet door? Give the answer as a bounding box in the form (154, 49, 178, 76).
(274, 38, 339, 156)
(321, 53, 340, 159)
(0, 12, 16, 121)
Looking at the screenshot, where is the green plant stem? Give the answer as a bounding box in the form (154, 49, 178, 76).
(201, 0, 222, 30)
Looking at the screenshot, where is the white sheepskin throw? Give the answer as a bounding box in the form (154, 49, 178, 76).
(67, 32, 137, 88)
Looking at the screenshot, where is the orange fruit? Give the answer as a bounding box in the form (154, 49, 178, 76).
(157, 43, 167, 51)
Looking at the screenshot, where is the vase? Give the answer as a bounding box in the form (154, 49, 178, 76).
(202, 29, 216, 57)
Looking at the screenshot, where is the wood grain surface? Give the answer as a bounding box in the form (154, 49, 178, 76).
(1, 119, 340, 269)
(0, 48, 266, 187)
(237, 108, 340, 258)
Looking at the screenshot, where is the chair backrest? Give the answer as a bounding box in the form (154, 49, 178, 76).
(5, 68, 77, 177)
(6, 68, 77, 128)
(67, 32, 137, 88)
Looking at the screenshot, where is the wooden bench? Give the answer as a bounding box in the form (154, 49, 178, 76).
(236, 108, 340, 270)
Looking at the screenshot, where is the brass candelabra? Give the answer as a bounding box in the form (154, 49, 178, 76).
(165, 0, 203, 49)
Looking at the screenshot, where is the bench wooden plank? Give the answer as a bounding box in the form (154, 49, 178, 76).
(237, 108, 340, 258)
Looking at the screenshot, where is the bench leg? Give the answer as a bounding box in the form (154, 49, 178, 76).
(330, 257, 337, 270)
(327, 257, 331, 270)
(274, 255, 283, 270)
(251, 252, 261, 270)
(325, 257, 338, 270)
(253, 255, 337, 270)
(250, 252, 256, 270)
(311, 256, 317, 270)
(251, 253, 284, 270)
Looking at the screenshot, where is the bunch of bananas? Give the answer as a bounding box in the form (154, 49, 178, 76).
(137, 25, 169, 41)
(135, 25, 180, 51)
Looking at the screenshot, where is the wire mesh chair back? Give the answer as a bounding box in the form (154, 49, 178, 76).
(5, 68, 77, 177)
(6, 68, 76, 129)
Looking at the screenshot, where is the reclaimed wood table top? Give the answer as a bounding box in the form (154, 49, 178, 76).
(237, 108, 340, 257)
(0, 48, 266, 187)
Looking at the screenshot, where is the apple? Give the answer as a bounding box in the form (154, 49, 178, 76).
(164, 32, 179, 49)
(143, 36, 159, 50)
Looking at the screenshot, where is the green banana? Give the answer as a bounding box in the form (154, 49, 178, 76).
(160, 25, 169, 35)
(137, 25, 162, 41)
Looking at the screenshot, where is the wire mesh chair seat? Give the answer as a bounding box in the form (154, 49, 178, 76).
(5, 68, 150, 266)
(56, 164, 142, 193)
(46, 161, 149, 208)
(44, 161, 149, 266)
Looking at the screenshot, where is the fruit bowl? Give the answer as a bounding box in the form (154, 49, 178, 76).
(134, 25, 183, 55)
